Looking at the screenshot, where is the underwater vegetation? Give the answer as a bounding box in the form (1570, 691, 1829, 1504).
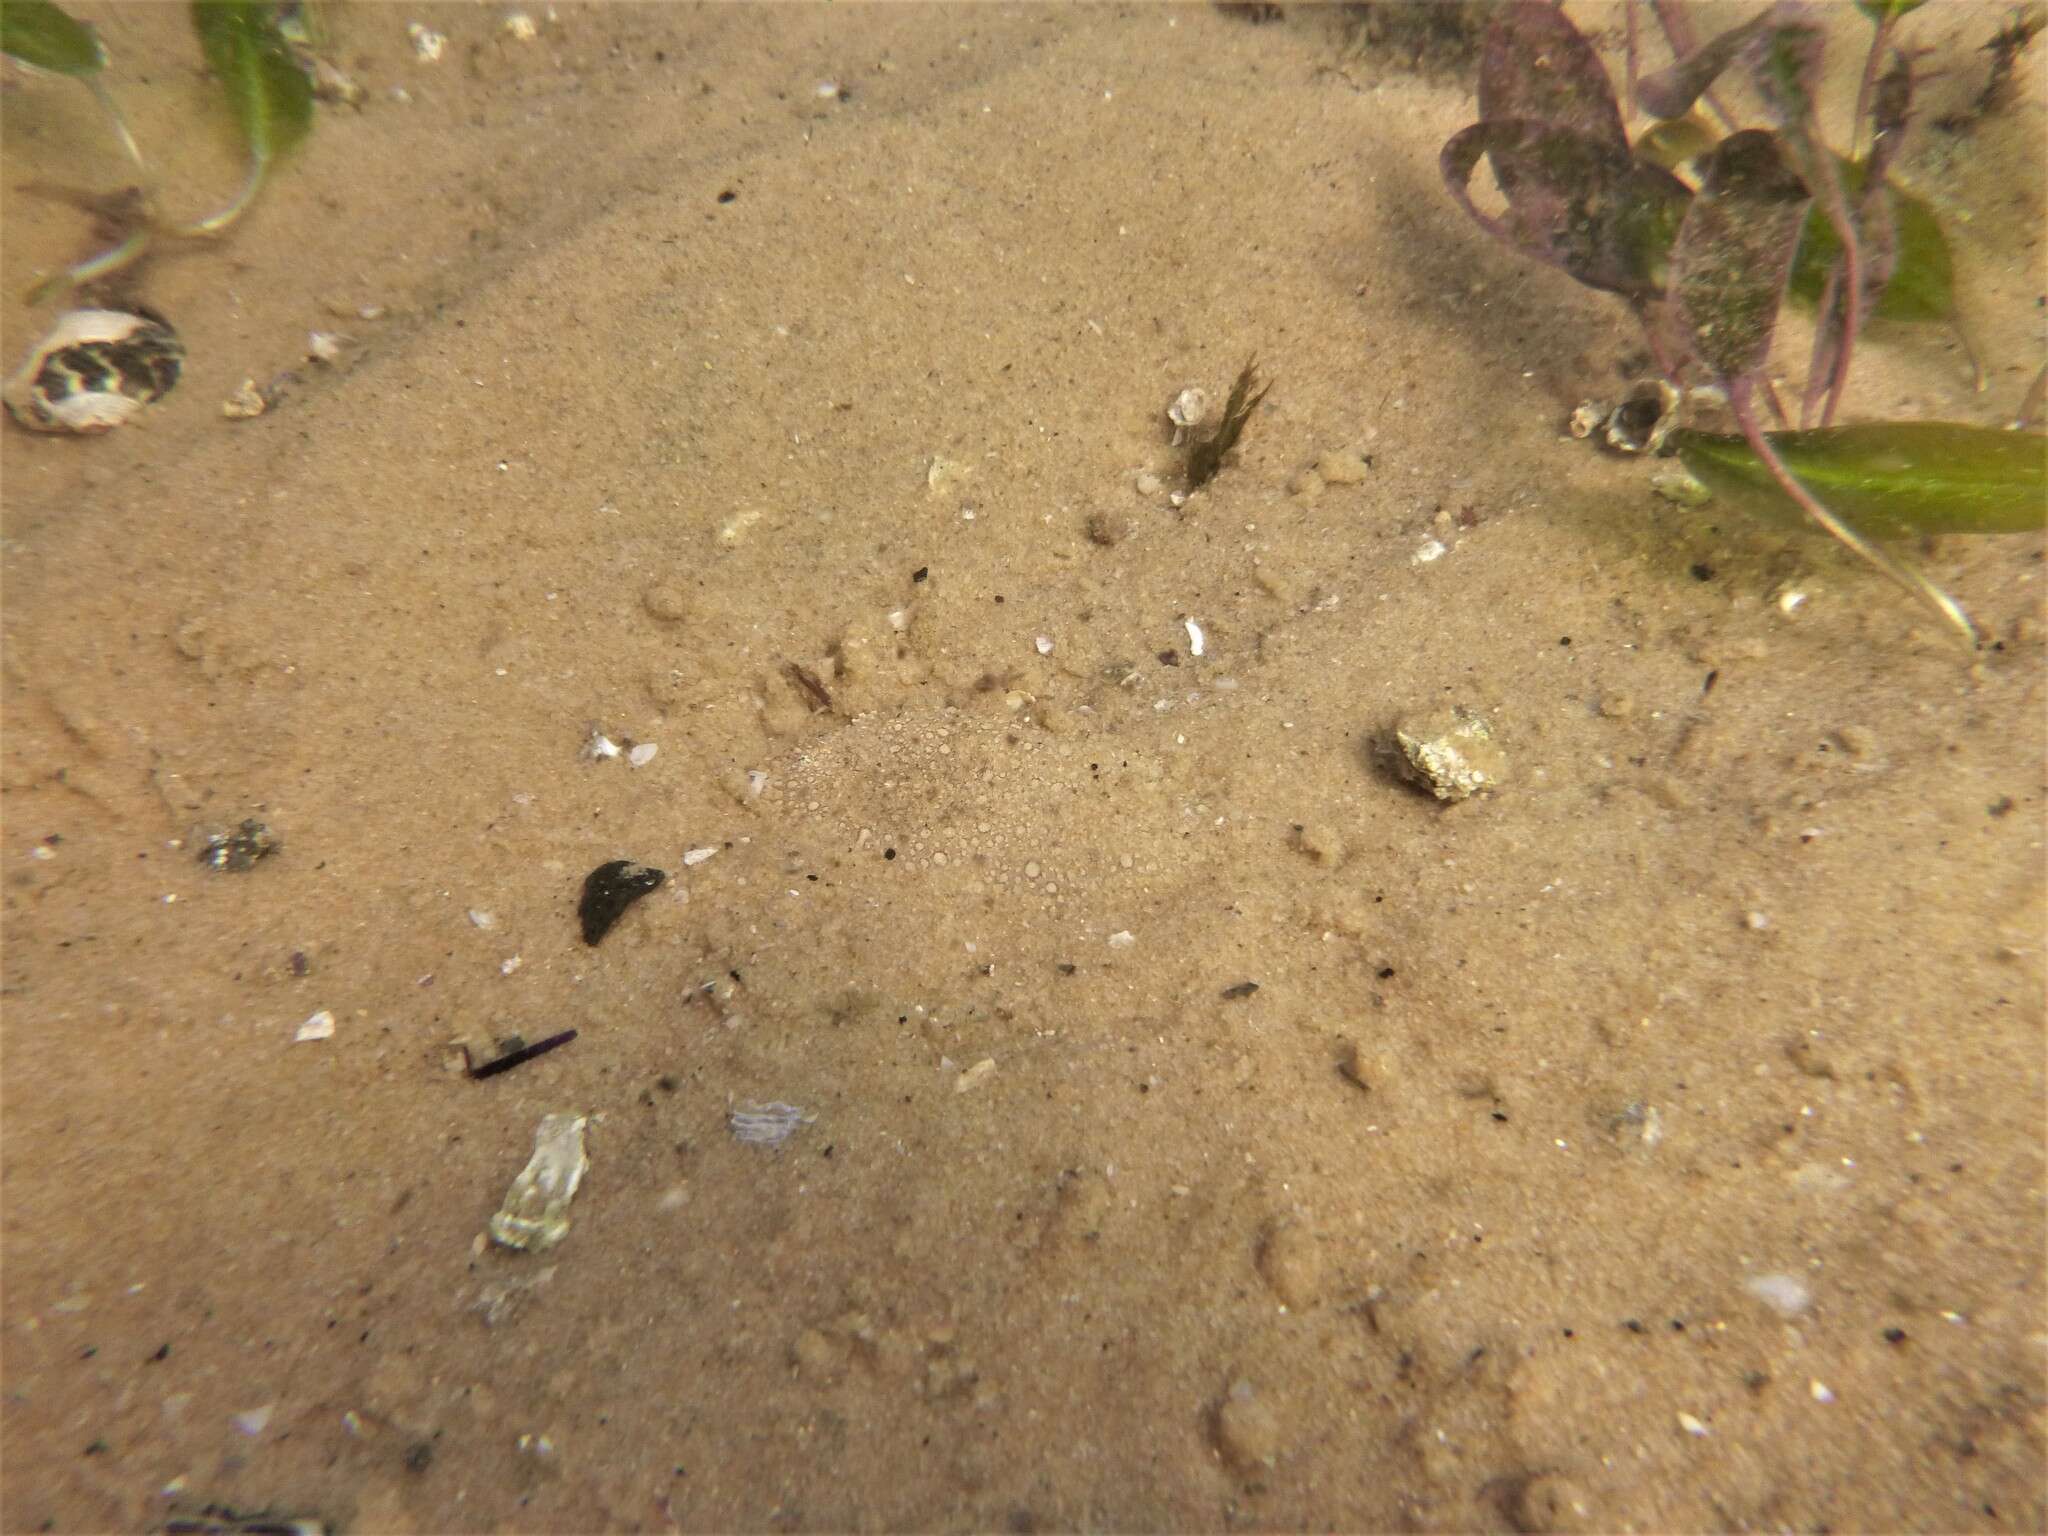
(1, 0, 316, 299)
(1440, 0, 2047, 645)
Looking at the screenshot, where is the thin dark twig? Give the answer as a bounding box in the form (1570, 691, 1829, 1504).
(466, 1029, 579, 1080)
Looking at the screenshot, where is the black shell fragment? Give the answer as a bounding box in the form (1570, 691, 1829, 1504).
(578, 859, 665, 945)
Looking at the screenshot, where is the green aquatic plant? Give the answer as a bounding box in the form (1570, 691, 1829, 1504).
(1440, 0, 2046, 646)
(2, 0, 313, 300)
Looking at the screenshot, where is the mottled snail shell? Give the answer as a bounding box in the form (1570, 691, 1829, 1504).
(3, 307, 183, 434)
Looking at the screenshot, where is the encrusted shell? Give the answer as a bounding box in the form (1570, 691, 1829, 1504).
(4, 307, 183, 434)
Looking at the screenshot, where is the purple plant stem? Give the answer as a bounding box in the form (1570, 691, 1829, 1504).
(1850, 12, 1896, 159)
(1652, 0, 1741, 132)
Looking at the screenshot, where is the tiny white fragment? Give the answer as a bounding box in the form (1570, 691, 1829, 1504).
(1184, 617, 1206, 657)
(744, 770, 770, 799)
(1107, 930, 1136, 949)
(295, 1009, 336, 1043)
(1809, 1379, 1835, 1404)
(1034, 635, 1054, 656)
(955, 1057, 997, 1093)
(581, 730, 621, 761)
(307, 331, 343, 365)
(1412, 538, 1447, 565)
(407, 21, 446, 61)
(504, 10, 539, 40)
(232, 1405, 275, 1437)
(468, 908, 496, 929)
(682, 846, 719, 867)
(222, 378, 267, 419)
(500, 955, 523, 976)
(628, 742, 659, 768)
(1744, 1272, 1812, 1318)
(1677, 1411, 1709, 1437)
(1778, 589, 1808, 616)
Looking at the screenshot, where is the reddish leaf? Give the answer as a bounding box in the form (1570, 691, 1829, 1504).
(1441, 119, 1691, 299)
(1636, 8, 1774, 120)
(1672, 129, 1813, 382)
(1479, 1, 1625, 150)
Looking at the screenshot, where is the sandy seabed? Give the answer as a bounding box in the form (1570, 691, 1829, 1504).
(2, 4, 2043, 1531)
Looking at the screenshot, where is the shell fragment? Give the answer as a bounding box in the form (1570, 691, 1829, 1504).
(489, 1114, 589, 1252)
(5, 308, 183, 434)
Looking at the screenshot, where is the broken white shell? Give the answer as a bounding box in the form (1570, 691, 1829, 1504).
(4, 308, 183, 434)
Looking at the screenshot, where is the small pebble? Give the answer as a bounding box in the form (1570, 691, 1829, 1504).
(1315, 448, 1370, 485)
(1256, 1222, 1323, 1309)
(1085, 510, 1132, 546)
(628, 743, 659, 768)
(1215, 1380, 1282, 1471)
(641, 584, 691, 623)
(1106, 930, 1136, 949)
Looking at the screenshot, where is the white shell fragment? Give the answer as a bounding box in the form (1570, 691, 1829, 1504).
(294, 1009, 336, 1043)
(1167, 386, 1210, 444)
(1183, 617, 1206, 657)
(489, 1113, 589, 1252)
(5, 307, 183, 434)
(955, 1057, 997, 1093)
(1744, 1271, 1812, 1319)
(729, 1101, 813, 1147)
(681, 846, 719, 866)
(627, 742, 659, 768)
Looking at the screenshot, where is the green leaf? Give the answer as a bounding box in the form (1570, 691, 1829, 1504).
(1790, 157, 1953, 324)
(1855, 0, 1928, 23)
(0, 0, 106, 76)
(1672, 422, 2047, 538)
(191, 0, 312, 167)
